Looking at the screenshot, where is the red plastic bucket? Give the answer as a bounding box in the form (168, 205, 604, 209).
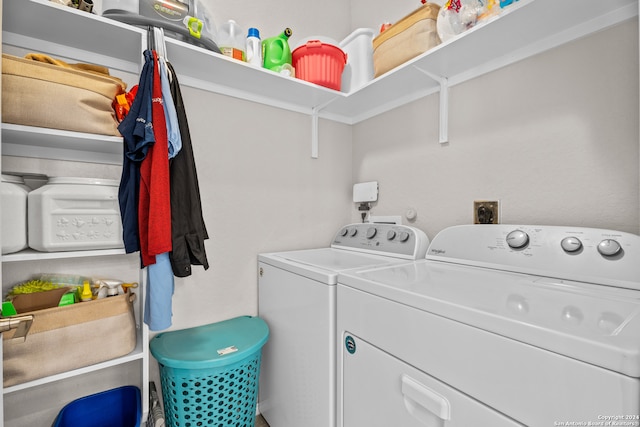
(292, 40, 347, 91)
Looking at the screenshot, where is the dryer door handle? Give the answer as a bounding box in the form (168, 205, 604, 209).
(401, 374, 451, 424)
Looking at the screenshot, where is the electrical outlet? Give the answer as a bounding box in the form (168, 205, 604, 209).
(474, 200, 499, 224)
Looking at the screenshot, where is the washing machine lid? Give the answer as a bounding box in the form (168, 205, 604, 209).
(339, 260, 640, 377)
(258, 223, 429, 284)
(259, 248, 413, 284)
(339, 224, 640, 377)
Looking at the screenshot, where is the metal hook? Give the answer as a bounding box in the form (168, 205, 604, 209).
(147, 26, 155, 52)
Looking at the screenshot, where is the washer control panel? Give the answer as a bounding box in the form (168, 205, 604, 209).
(332, 223, 429, 260)
(426, 224, 640, 289)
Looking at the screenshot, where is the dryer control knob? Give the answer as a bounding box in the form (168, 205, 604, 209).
(349, 228, 358, 237)
(398, 231, 410, 242)
(598, 239, 622, 257)
(366, 227, 377, 239)
(387, 230, 396, 240)
(561, 237, 582, 253)
(506, 230, 529, 249)
(340, 228, 349, 237)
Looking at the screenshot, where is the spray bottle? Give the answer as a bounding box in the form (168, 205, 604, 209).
(79, 280, 93, 302)
(262, 28, 293, 71)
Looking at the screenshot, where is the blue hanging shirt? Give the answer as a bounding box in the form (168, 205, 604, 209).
(117, 50, 155, 253)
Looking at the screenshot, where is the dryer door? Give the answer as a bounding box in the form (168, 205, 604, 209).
(340, 333, 523, 427)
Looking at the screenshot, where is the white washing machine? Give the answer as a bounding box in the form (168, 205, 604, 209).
(337, 224, 640, 427)
(258, 223, 430, 427)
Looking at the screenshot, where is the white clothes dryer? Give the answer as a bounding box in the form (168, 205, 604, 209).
(258, 223, 429, 427)
(337, 224, 640, 427)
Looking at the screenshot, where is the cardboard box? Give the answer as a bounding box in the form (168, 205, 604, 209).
(8, 287, 73, 313)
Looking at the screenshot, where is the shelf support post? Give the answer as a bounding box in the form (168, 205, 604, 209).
(413, 67, 449, 144)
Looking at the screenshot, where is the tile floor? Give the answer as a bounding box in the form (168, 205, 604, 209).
(255, 414, 270, 427)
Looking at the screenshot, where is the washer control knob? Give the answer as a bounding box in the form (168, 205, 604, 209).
(387, 230, 396, 240)
(349, 228, 358, 237)
(398, 231, 410, 242)
(598, 239, 622, 257)
(561, 237, 582, 253)
(340, 228, 349, 237)
(506, 230, 529, 249)
(366, 227, 377, 239)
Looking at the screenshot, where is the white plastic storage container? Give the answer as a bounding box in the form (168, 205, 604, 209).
(28, 177, 124, 252)
(1, 174, 29, 254)
(339, 28, 375, 92)
(218, 20, 245, 61)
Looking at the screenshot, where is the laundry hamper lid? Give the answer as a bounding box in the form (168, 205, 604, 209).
(150, 316, 269, 369)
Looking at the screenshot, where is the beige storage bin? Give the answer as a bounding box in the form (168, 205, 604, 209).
(3, 293, 137, 387)
(1, 53, 125, 136)
(373, 3, 441, 77)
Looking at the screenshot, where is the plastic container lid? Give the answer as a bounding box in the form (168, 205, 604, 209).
(46, 177, 119, 186)
(295, 35, 339, 50)
(1, 174, 25, 184)
(339, 28, 375, 48)
(247, 27, 260, 38)
(150, 316, 269, 369)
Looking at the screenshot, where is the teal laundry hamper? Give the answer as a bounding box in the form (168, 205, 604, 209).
(150, 316, 269, 427)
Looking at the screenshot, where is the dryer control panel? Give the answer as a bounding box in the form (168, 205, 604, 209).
(332, 223, 429, 260)
(426, 224, 640, 290)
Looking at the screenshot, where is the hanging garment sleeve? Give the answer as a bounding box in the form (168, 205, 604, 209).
(166, 62, 210, 277)
(117, 50, 156, 254)
(159, 57, 182, 159)
(139, 51, 172, 267)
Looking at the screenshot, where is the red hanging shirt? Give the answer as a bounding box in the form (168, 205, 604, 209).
(139, 50, 172, 266)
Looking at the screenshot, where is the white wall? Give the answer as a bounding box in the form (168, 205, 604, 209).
(169, 87, 353, 330)
(351, 19, 640, 238)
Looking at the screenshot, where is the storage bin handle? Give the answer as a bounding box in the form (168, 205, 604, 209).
(0, 314, 34, 341)
(306, 40, 323, 48)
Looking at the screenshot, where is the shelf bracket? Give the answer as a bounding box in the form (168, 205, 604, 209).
(413, 67, 449, 144)
(438, 77, 449, 144)
(310, 97, 340, 159)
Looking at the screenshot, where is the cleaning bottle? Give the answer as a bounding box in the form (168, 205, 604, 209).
(246, 27, 263, 67)
(262, 28, 293, 71)
(218, 19, 245, 61)
(79, 280, 93, 302)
